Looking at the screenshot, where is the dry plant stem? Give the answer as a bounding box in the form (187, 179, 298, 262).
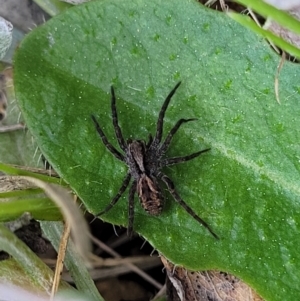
(247, 8, 261, 26)
(7, 164, 59, 177)
(0, 123, 26, 132)
(45, 255, 159, 268)
(204, 0, 217, 6)
(62, 257, 161, 282)
(151, 284, 166, 301)
(90, 234, 163, 290)
(219, 0, 227, 11)
(204, 0, 226, 10)
(0, 175, 38, 191)
(50, 221, 71, 300)
(10, 176, 91, 261)
(92, 256, 160, 267)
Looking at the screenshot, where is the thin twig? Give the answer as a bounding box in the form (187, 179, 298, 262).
(90, 234, 163, 290)
(50, 221, 71, 300)
(0, 123, 26, 133)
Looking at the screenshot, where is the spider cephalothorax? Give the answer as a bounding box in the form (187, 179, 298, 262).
(91, 82, 218, 239)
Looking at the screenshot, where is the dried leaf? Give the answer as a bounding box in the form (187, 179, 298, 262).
(162, 257, 264, 301)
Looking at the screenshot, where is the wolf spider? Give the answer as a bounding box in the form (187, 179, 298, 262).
(91, 82, 218, 239)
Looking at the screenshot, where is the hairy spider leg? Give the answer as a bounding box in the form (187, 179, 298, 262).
(111, 86, 127, 151)
(151, 81, 182, 147)
(127, 181, 137, 237)
(160, 174, 219, 239)
(91, 115, 124, 161)
(163, 148, 210, 166)
(158, 118, 197, 155)
(96, 172, 131, 216)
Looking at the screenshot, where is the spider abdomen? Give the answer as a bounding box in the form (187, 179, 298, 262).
(137, 174, 164, 215)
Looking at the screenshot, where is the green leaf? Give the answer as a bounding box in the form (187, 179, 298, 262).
(0, 225, 57, 290)
(0, 162, 63, 185)
(0, 163, 63, 222)
(0, 225, 73, 296)
(0, 79, 41, 167)
(13, 0, 300, 300)
(0, 196, 61, 221)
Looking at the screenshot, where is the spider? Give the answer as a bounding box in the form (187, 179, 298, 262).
(91, 82, 218, 239)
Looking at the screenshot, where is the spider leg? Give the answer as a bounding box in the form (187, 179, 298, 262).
(163, 148, 210, 166)
(96, 173, 131, 216)
(151, 82, 182, 147)
(111, 86, 127, 151)
(91, 115, 124, 161)
(160, 174, 219, 239)
(159, 118, 197, 155)
(127, 181, 137, 238)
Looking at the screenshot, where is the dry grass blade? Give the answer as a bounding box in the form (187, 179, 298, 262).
(50, 220, 71, 300)
(161, 256, 264, 301)
(9, 176, 92, 266)
(0, 175, 38, 192)
(0, 123, 26, 132)
(3, 164, 59, 177)
(90, 234, 163, 290)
